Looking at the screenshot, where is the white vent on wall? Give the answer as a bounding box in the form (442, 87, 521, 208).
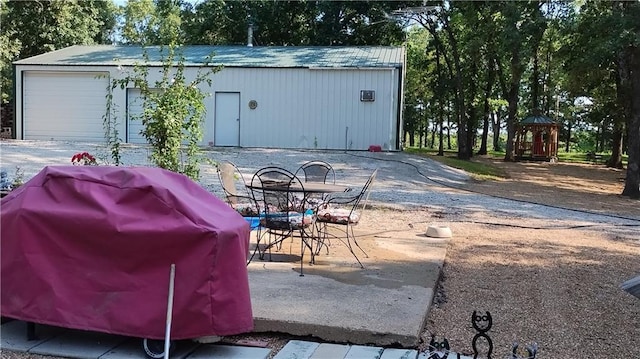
(360, 90, 375, 102)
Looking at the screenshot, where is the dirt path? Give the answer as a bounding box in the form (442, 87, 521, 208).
(465, 156, 638, 219)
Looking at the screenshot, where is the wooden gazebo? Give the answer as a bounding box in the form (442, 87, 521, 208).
(515, 112, 559, 162)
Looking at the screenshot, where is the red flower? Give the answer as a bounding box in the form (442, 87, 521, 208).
(71, 152, 98, 166)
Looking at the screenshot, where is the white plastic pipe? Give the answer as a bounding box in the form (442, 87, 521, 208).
(164, 264, 176, 359)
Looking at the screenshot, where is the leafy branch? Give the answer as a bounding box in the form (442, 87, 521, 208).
(107, 43, 221, 180)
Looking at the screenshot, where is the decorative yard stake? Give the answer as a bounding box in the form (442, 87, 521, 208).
(425, 311, 537, 359)
(427, 335, 451, 359)
(471, 311, 493, 359)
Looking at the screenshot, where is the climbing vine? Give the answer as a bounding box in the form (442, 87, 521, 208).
(108, 43, 220, 180)
(102, 81, 122, 166)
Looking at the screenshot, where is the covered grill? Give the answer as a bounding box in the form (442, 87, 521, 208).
(1, 166, 253, 340)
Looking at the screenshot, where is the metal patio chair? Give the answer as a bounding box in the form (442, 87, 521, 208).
(216, 160, 260, 218)
(295, 160, 336, 185)
(248, 166, 316, 275)
(217, 161, 263, 264)
(294, 160, 341, 254)
(315, 168, 378, 268)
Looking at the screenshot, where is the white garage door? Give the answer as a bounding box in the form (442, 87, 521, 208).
(23, 71, 108, 141)
(126, 88, 147, 144)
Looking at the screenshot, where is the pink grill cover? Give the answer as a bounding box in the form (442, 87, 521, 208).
(1, 166, 253, 340)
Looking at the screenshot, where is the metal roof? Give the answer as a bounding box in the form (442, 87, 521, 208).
(519, 114, 556, 125)
(14, 45, 405, 68)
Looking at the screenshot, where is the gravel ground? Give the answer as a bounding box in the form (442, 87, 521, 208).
(1, 140, 639, 359)
(1, 140, 637, 228)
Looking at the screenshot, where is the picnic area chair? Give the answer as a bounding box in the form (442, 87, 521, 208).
(294, 160, 338, 207)
(217, 160, 260, 218)
(295, 160, 336, 184)
(248, 166, 316, 275)
(315, 168, 377, 268)
(295, 160, 347, 254)
(217, 161, 263, 264)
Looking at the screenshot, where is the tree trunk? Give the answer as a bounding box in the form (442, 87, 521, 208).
(466, 61, 480, 158)
(607, 124, 624, 169)
(430, 122, 436, 149)
(505, 89, 519, 162)
(478, 110, 490, 156)
(438, 114, 444, 156)
(492, 111, 502, 152)
(447, 110, 452, 150)
(610, 51, 630, 168)
(622, 45, 640, 198)
(495, 46, 523, 162)
(478, 56, 496, 156)
(436, 44, 444, 156)
(505, 47, 523, 162)
(565, 124, 571, 152)
(441, 17, 469, 160)
(531, 44, 540, 111)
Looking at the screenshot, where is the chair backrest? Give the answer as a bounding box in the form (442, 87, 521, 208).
(295, 161, 336, 184)
(353, 168, 377, 214)
(250, 167, 305, 217)
(317, 168, 377, 225)
(217, 160, 248, 206)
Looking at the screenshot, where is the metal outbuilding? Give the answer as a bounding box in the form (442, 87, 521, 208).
(13, 45, 405, 151)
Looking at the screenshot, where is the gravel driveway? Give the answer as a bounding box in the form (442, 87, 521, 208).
(1, 140, 638, 234)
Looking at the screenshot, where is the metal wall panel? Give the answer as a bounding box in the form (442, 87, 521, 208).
(201, 67, 399, 150)
(16, 64, 402, 150)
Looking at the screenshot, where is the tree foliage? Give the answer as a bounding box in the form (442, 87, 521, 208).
(109, 45, 220, 181)
(1, 0, 117, 104)
(4, 0, 639, 197)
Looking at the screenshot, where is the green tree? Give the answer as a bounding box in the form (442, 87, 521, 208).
(120, 0, 185, 45)
(413, 4, 469, 158)
(1, 0, 117, 104)
(182, 0, 416, 46)
(404, 27, 431, 147)
(0, 1, 20, 104)
(495, 1, 548, 162)
(563, 1, 640, 197)
(110, 45, 220, 180)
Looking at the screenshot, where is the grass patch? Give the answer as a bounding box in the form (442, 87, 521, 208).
(405, 147, 628, 180)
(405, 148, 507, 180)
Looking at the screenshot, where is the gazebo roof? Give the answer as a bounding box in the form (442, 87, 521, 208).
(520, 114, 556, 125)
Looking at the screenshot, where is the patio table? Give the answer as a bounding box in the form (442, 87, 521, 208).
(245, 179, 351, 273)
(245, 181, 350, 195)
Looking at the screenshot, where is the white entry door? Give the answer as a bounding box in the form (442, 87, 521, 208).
(214, 92, 240, 146)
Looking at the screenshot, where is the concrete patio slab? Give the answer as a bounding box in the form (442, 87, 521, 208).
(248, 227, 448, 347)
(1, 320, 60, 352)
(0, 213, 447, 358)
